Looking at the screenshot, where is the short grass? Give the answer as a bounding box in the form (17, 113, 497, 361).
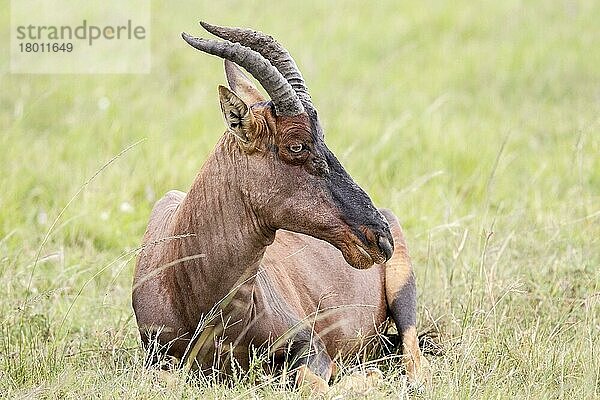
(1, 0, 599, 398)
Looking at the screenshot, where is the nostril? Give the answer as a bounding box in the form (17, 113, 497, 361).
(377, 236, 394, 261)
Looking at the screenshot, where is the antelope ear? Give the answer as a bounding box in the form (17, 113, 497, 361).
(224, 60, 267, 105)
(218, 85, 257, 144)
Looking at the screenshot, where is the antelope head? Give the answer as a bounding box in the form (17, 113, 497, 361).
(182, 22, 393, 269)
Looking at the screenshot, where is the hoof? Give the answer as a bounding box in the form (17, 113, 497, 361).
(147, 369, 183, 389)
(406, 355, 431, 391)
(296, 365, 329, 395)
(333, 367, 383, 395)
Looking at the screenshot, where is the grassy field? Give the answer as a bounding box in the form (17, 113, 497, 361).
(1, 0, 599, 398)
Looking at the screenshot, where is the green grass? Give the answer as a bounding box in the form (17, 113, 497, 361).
(1, 0, 599, 398)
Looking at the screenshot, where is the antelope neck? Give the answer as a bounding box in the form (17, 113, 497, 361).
(166, 137, 274, 324)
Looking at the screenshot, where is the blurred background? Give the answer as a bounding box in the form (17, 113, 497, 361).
(1, 1, 599, 398)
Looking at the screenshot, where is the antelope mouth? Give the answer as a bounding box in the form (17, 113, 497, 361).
(340, 238, 390, 270)
(355, 243, 373, 261)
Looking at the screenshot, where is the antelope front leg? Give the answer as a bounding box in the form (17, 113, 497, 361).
(289, 331, 335, 394)
(401, 325, 429, 386)
(390, 273, 430, 387)
(380, 209, 430, 387)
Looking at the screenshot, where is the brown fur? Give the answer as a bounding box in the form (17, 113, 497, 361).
(132, 62, 427, 392)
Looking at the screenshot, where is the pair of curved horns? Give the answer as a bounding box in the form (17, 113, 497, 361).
(182, 21, 311, 117)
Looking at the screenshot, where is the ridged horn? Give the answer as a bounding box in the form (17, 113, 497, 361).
(181, 32, 304, 116)
(199, 21, 312, 107)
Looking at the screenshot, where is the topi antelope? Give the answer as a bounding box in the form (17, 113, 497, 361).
(132, 21, 428, 392)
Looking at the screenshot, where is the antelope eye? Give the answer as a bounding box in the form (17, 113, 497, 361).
(289, 143, 304, 153)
